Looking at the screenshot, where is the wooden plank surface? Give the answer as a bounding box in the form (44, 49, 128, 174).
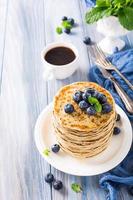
(0, 0, 133, 200)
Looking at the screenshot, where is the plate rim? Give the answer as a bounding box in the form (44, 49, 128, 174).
(34, 102, 132, 176)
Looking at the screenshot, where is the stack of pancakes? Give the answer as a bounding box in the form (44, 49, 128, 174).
(53, 82, 116, 158)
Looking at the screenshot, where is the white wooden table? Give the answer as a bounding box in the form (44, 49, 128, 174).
(0, 0, 133, 199)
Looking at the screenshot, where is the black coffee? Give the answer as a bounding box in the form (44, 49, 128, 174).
(44, 47, 76, 65)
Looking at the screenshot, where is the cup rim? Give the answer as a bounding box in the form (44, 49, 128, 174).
(41, 42, 79, 68)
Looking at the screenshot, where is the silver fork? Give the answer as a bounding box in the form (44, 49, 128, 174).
(89, 44, 133, 91)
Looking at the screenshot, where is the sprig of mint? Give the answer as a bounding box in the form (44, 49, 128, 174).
(85, 0, 133, 30)
(61, 21, 73, 29)
(71, 183, 83, 193)
(88, 97, 102, 113)
(43, 148, 50, 156)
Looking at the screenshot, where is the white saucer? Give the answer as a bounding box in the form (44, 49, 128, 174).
(34, 103, 132, 176)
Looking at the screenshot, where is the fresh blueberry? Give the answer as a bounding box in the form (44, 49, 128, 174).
(83, 36, 91, 45)
(64, 104, 74, 113)
(53, 180, 63, 190)
(102, 103, 112, 113)
(114, 47, 119, 53)
(85, 88, 95, 96)
(97, 93, 107, 104)
(73, 91, 83, 103)
(116, 114, 121, 121)
(113, 127, 121, 135)
(68, 18, 75, 26)
(64, 28, 71, 34)
(82, 92, 89, 102)
(51, 144, 60, 153)
(128, 186, 133, 196)
(79, 100, 89, 110)
(62, 16, 67, 21)
(45, 173, 54, 183)
(86, 106, 96, 115)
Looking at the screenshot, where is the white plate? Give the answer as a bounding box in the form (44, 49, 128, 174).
(34, 103, 132, 176)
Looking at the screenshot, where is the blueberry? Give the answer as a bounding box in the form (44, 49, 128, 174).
(51, 144, 60, 153)
(45, 173, 54, 183)
(62, 16, 67, 21)
(79, 100, 89, 110)
(83, 36, 91, 45)
(84, 88, 95, 96)
(113, 127, 121, 135)
(53, 180, 63, 190)
(73, 91, 83, 103)
(114, 47, 119, 53)
(64, 28, 71, 34)
(86, 106, 96, 115)
(82, 92, 89, 102)
(68, 18, 75, 26)
(102, 103, 112, 113)
(128, 186, 133, 196)
(116, 114, 121, 121)
(64, 104, 74, 113)
(97, 93, 107, 104)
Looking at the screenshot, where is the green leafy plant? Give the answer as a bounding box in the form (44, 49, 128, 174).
(85, 0, 133, 30)
(71, 183, 83, 193)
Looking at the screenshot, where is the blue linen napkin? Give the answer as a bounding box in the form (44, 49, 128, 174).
(88, 49, 133, 200)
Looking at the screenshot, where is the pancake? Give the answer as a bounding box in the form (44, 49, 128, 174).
(53, 82, 116, 158)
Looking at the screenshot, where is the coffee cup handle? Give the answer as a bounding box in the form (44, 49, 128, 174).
(43, 68, 55, 81)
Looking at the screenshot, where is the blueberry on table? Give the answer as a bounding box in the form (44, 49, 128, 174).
(64, 28, 71, 34)
(102, 103, 112, 113)
(97, 93, 107, 104)
(53, 180, 63, 190)
(73, 91, 83, 103)
(83, 36, 91, 45)
(113, 127, 121, 135)
(87, 106, 96, 115)
(68, 18, 75, 26)
(51, 144, 60, 153)
(116, 114, 121, 121)
(64, 104, 74, 113)
(79, 100, 89, 110)
(62, 16, 67, 21)
(45, 173, 54, 183)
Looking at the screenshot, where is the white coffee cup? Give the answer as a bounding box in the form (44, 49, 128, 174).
(41, 42, 79, 80)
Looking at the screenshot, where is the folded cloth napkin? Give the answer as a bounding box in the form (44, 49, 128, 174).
(88, 49, 133, 200)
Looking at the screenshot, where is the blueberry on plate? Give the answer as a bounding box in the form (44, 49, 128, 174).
(53, 180, 63, 190)
(64, 104, 74, 114)
(51, 144, 60, 153)
(73, 91, 83, 103)
(62, 16, 67, 21)
(102, 103, 112, 113)
(113, 127, 121, 135)
(83, 36, 91, 45)
(79, 100, 89, 110)
(45, 173, 54, 183)
(68, 18, 75, 26)
(64, 28, 71, 34)
(116, 114, 121, 121)
(128, 186, 133, 196)
(86, 106, 96, 115)
(97, 93, 107, 104)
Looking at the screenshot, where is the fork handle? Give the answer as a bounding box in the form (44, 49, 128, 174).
(111, 77, 133, 114)
(113, 67, 133, 91)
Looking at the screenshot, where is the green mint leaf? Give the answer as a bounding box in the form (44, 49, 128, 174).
(62, 21, 72, 29)
(56, 27, 62, 34)
(43, 148, 50, 156)
(94, 103, 102, 113)
(118, 7, 133, 30)
(71, 183, 83, 193)
(85, 7, 112, 24)
(88, 97, 99, 105)
(96, 0, 111, 7)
